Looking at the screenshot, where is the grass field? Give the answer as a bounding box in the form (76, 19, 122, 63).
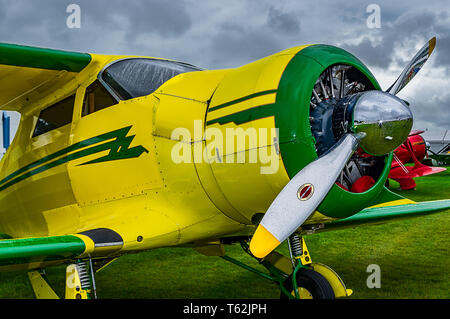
(0, 168, 449, 299)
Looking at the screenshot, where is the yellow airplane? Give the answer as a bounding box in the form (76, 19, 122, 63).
(0, 37, 448, 299)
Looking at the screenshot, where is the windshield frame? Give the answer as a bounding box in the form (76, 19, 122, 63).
(97, 57, 202, 101)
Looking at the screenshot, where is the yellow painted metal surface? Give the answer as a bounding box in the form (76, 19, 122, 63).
(200, 46, 311, 222)
(368, 198, 416, 208)
(206, 45, 310, 111)
(262, 251, 293, 275)
(193, 241, 226, 257)
(0, 66, 75, 113)
(27, 271, 60, 299)
(297, 237, 312, 265)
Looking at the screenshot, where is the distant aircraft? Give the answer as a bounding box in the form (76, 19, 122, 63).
(0, 37, 448, 299)
(427, 132, 450, 166)
(388, 130, 446, 190)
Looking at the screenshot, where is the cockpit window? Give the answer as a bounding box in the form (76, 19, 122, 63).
(82, 80, 117, 116)
(100, 58, 201, 100)
(32, 94, 75, 137)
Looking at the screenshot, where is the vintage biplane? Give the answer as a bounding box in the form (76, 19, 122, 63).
(388, 130, 446, 190)
(0, 37, 448, 299)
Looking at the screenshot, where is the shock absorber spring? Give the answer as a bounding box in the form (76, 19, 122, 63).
(76, 261, 91, 291)
(288, 234, 303, 258)
(287, 234, 305, 268)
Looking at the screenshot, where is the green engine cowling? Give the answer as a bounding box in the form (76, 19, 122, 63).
(275, 44, 393, 219)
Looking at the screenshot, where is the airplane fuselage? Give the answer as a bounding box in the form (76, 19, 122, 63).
(0, 45, 394, 255)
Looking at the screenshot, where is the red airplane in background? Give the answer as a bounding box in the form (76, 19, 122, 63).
(388, 130, 447, 190)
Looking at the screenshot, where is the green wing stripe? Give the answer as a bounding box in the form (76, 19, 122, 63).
(0, 235, 85, 267)
(324, 199, 450, 230)
(0, 43, 92, 72)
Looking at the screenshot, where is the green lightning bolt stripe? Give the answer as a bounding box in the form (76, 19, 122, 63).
(0, 126, 148, 192)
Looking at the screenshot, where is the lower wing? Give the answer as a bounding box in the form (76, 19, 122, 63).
(317, 199, 450, 232)
(0, 228, 124, 271)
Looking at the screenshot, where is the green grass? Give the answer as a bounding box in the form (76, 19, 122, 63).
(0, 168, 449, 299)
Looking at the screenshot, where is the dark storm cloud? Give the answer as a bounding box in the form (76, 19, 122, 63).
(80, 0, 192, 37)
(342, 9, 448, 69)
(267, 7, 301, 34)
(209, 25, 284, 68)
(0, 1, 63, 41)
(432, 12, 450, 68)
(0, 0, 192, 52)
(207, 6, 301, 68)
(344, 38, 390, 68)
(408, 88, 450, 126)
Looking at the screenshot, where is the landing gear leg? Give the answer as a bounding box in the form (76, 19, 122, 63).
(220, 240, 292, 296)
(283, 234, 353, 299)
(27, 270, 59, 299)
(283, 234, 334, 299)
(27, 258, 97, 299)
(218, 237, 352, 299)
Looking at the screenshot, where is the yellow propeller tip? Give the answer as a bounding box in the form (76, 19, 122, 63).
(429, 37, 436, 56)
(249, 224, 281, 259)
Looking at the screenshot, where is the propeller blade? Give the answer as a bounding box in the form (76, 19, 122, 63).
(386, 37, 436, 95)
(249, 133, 364, 259)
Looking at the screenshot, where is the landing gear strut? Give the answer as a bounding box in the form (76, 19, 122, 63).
(28, 258, 97, 299)
(282, 234, 334, 299)
(218, 236, 353, 299)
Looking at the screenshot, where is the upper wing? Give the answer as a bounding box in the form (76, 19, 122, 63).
(0, 43, 92, 113)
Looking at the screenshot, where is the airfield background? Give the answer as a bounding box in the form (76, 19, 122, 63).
(0, 111, 19, 158)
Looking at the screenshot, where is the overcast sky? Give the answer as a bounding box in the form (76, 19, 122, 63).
(0, 0, 449, 147)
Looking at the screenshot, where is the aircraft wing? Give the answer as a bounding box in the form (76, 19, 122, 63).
(0, 43, 92, 112)
(0, 229, 124, 271)
(0, 234, 88, 271)
(316, 199, 450, 232)
(389, 164, 446, 180)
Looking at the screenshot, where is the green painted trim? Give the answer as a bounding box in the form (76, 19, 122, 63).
(275, 44, 381, 179)
(370, 186, 407, 206)
(316, 153, 393, 218)
(324, 199, 450, 230)
(0, 42, 92, 72)
(0, 126, 148, 192)
(206, 103, 275, 126)
(208, 89, 277, 112)
(0, 235, 85, 266)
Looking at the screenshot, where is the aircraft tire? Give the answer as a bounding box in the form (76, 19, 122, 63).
(280, 268, 335, 299)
